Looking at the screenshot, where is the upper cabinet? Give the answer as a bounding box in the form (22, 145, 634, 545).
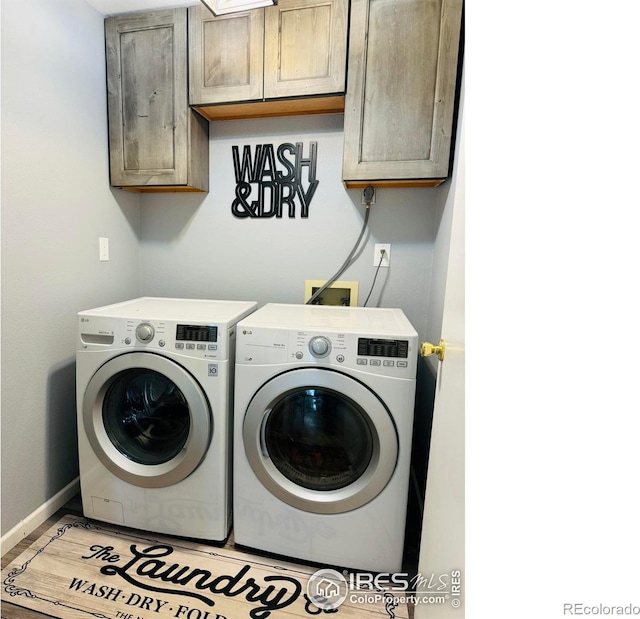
(105, 9, 209, 192)
(342, 0, 464, 188)
(189, 0, 348, 121)
(263, 0, 348, 99)
(188, 7, 264, 105)
(102, 2, 463, 192)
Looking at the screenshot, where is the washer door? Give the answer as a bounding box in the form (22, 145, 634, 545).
(243, 368, 398, 514)
(83, 353, 211, 488)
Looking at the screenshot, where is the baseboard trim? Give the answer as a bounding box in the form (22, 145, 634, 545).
(1, 477, 80, 556)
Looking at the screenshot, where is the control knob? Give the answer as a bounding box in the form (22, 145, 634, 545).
(309, 336, 331, 358)
(136, 323, 155, 343)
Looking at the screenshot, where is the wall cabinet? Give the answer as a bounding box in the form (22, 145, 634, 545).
(189, 0, 348, 121)
(342, 0, 463, 188)
(105, 9, 209, 192)
(188, 6, 264, 106)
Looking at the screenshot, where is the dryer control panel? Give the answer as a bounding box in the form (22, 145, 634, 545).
(237, 326, 417, 378)
(357, 337, 409, 358)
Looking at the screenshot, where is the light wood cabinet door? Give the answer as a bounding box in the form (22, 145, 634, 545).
(264, 0, 348, 99)
(188, 5, 264, 105)
(189, 0, 348, 120)
(342, 0, 463, 187)
(106, 9, 208, 192)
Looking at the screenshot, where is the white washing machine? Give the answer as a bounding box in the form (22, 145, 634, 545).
(233, 303, 418, 573)
(76, 297, 257, 541)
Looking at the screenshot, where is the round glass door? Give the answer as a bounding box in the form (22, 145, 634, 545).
(243, 368, 398, 514)
(264, 387, 373, 491)
(102, 368, 191, 466)
(83, 353, 212, 488)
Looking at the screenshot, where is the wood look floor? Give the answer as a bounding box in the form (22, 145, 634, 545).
(1, 495, 84, 619)
(1, 494, 419, 619)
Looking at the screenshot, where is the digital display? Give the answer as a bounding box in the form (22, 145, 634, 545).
(358, 338, 409, 358)
(176, 324, 218, 342)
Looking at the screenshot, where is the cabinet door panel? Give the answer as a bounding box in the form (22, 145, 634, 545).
(360, 0, 438, 163)
(343, 0, 463, 183)
(106, 10, 190, 187)
(264, 0, 348, 99)
(120, 27, 175, 171)
(189, 5, 264, 104)
(279, 4, 331, 81)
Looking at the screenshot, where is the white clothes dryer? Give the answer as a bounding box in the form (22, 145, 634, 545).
(76, 297, 257, 541)
(233, 303, 418, 573)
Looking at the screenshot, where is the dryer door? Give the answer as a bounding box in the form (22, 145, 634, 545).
(243, 368, 398, 514)
(83, 352, 211, 488)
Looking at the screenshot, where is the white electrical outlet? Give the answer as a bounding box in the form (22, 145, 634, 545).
(99, 237, 109, 261)
(374, 243, 390, 267)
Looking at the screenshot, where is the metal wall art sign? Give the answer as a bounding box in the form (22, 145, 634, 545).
(231, 142, 319, 218)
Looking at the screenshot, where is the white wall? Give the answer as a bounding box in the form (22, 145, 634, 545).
(1, 0, 141, 538)
(139, 114, 440, 340)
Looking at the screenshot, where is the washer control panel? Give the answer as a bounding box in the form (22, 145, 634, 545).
(79, 317, 229, 360)
(135, 322, 155, 343)
(176, 324, 218, 343)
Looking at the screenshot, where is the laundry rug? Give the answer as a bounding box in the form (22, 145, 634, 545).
(1, 514, 410, 619)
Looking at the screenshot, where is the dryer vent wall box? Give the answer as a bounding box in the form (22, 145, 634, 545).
(233, 303, 418, 573)
(304, 280, 359, 306)
(76, 297, 257, 542)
